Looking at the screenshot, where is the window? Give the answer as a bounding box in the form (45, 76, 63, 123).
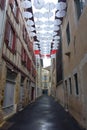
(27, 57, 31, 71)
(0, 0, 5, 10)
(4, 20, 16, 53)
(8, 27, 14, 48)
(74, 73, 79, 95)
(9, 0, 19, 22)
(44, 75, 47, 81)
(23, 25, 28, 44)
(21, 47, 26, 65)
(66, 23, 70, 45)
(69, 78, 72, 94)
(13, 0, 17, 16)
(65, 80, 67, 91)
(74, 0, 86, 19)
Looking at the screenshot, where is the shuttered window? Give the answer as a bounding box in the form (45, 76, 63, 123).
(4, 20, 11, 45)
(74, 0, 86, 19)
(0, 0, 5, 10)
(66, 23, 70, 45)
(21, 47, 27, 65)
(9, 0, 19, 22)
(4, 19, 16, 53)
(23, 25, 28, 44)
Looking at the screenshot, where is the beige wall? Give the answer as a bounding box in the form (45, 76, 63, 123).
(0, 0, 36, 123)
(61, 1, 87, 129)
(56, 82, 64, 107)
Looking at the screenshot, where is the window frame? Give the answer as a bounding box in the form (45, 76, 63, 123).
(4, 19, 16, 54)
(74, 73, 79, 95)
(66, 23, 70, 45)
(9, 0, 19, 23)
(69, 77, 72, 95)
(74, 0, 86, 19)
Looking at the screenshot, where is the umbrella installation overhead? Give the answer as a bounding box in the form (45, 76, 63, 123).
(21, 0, 67, 61)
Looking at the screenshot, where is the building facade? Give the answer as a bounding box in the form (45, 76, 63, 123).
(36, 57, 42, 97)
(0, 0, 36, 124)
(42, 68, 51, 95)
(51, 58, 56, 97)
(56, 42, 64, 106)
(61, 0, 87, 129)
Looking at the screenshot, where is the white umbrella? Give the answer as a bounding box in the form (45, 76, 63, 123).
(35, 20, 44, 25)
(38, 31, 51, 35)
(36, 26, 43, 31)
(40, 46, 51, 49)
(53, 40, 59, 44)
(56, 2, 67, 11)
(34, 12, 43, 18)
(53, 36, 60, 40)
(44, 2, 55, 10)
(54, 25, 60, 31)
(53, 44, 59, 47)
(33, 0, 45, 9)
(29, 27, 35, 31)
(41, 50, 50, 53)
(54, 19, 62, 26)
(56, 10, 66, 18)
(43, 11, 53, 18)
(45, 20, 54, 25)
(27, 20, 34, 26)
(30, 32, 36, 37)
(23, 11, 32, 18)
(40, 44, 50, 47)
(21, 0, 32, 9)
(43, 25, 54, 29)
(53, 47, 58, 50)
(53, 32, 58, 36)
(37, 34, 52, 40)
(43, 27, 53, 31)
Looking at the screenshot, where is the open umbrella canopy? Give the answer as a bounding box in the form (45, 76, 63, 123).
(34, 12, 43, 18)
(56, 2, 67, 11)
(56, 10, 66, 18)
(44, 2, 56, 10)
(43, 11, 53, 18)
(27, 20, 35, 26)
(21, 0, 32, 9)
(23, 11, 33, 18)
(54, 19, 62, 26)
(21, 0, 67, 60)
(33, 0, 45, 9)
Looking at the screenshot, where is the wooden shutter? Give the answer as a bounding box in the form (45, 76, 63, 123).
(21, 47, 27, 65)
(12, 33, 16, 53)
(0, 0, 5, 10)
(21, 47, 25, 62)
(27, 57, 31, 71)
(16, 7, 19, 23)
(4, 20, 11, 45)
(9, 0, 14, 9)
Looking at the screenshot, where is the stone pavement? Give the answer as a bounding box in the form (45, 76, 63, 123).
(0, 95, 84, 130)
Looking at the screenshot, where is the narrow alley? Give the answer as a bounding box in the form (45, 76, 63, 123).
(0, 0, 87, 130)
(0, 95, 83, 130)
